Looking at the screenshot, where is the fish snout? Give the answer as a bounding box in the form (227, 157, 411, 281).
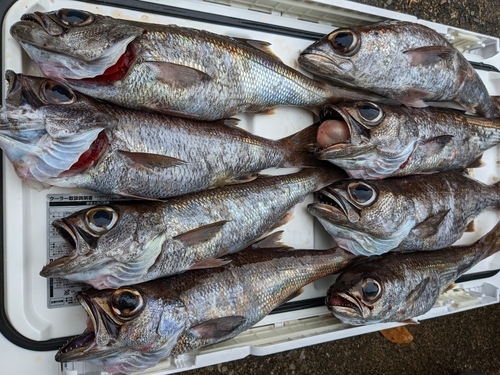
(21, 11, 64, 36)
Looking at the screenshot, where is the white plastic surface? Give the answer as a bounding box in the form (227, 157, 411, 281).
(1, 0, 500, 374)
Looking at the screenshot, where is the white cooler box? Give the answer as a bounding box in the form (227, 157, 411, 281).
(1, 0, 500, 374)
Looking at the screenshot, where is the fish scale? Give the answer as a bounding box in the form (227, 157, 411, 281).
(54, 244, 356, 374)
(10, 9, 384, 120)
(326, 221, 500, 325)
(1, 72, 323, 198)
(41, 168, 345, 289)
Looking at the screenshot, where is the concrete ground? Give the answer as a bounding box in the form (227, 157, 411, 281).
(185, 2, 500, 375)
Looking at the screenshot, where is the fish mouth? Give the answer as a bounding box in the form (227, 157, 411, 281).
(315, 104, 352, 152)
(40, 218, 97, 277)
(56, 293, 98, 361)
(311, 186, 361, 223)
(326, 291, 363, 317)
(56, 292, 120, 362)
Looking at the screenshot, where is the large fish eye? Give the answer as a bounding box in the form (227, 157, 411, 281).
(362, 278, 381, 302)
(41, 81, 75, 105)
(57, 9, 94, 26)
(328, 29, 361, 56)
(85, 206, 119, 233)
(347, 182, 377, 206)
(111, 288, 144, 319)
(356, 102, 384, 126)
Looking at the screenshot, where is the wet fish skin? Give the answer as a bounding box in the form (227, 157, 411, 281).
(10, 9, 383, 120)
(308, 170, 500, 256)
(326, 220, 500, 325)
(0, 71, 322, 198)
(41, 167, 346, 289)
(54, 238, 357, 374)
(315, 102, 500, 179)
(299, 21, 499, 118)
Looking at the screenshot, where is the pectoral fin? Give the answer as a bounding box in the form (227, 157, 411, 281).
(422, 135, 454, 155)
(174, 221, 228, 247)
(118, 150, 186, 169)
(404, 46, 456, 66)
(189, 316, 247, 340)
(410, 209, 450, 239)
(145, 61, 212, 87)
(405, 277, 435, 307)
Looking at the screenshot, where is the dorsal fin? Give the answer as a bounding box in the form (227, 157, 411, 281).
(234, 38, 283, 61)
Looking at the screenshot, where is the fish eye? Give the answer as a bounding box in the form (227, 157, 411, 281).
(356, 102, 384, 126)
(362, 278, 381, 302)
(41, 81, 75, 105)
(348, 182, 377, 206)
(57, 9, 94, 26)
(328, 29, 360, 56)
(85, 206, 118, 233)
(111, 288, 144, 319)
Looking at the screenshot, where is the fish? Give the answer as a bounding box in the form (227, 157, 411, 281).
(308, 169, 500, 256)
(298, 21, 500, 119)
(54, 232, 357, 374)
(10, 9, 383, 120)
(325, 219, 500, 325)
(314, 101, 500, 179)
(0, 71, 323, 198)
(40, 167, 346, 289)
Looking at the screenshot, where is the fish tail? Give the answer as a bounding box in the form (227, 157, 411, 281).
(307, 165, 348, 192)
(490, 96, 500, 119)
(477, 220, 500, 258)
(280, 123, 323, 167)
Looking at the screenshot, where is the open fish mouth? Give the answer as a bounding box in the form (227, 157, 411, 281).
(316, 105, 352, 151)
(56, 293, 99, 361)
(311, 186, 361, 223)
(20, 12, 45, 28)
(326, 291, 363, 317)
(40, 218, 97, 277)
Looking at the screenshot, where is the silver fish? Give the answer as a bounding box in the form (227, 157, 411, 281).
(299, 21, 500, 118)
(41, 167, 345, 289)
(10, 9, 382, 120)
(314, 102, 500, 179)
(54, 233, 356, 374)
(0, 71, 323, 198)
(308, 170, 500, 256)
(326, 220, 500, 325)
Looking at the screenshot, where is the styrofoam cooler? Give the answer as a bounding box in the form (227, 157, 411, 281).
(1, 0, 500, 374)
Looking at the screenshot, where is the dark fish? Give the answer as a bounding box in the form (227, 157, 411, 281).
(314, 102, 500, 179)
(41, 168, 346, 289)
(299, 21, 500, 118)
(10, 9, 382, 120)
(308, 170, 500, 256)
(0, 71, 322, 198)
(326, 220, 500, 325)
(54, 233, 357, 373)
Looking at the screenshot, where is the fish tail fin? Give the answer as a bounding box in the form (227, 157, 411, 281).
(279, 123, 322, 167)
(309, 165, 348, 191)
(477, 220, 500, 258)
(490, 96, 500, 118)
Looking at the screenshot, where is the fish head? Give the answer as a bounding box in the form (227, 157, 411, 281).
(299, 22, 404, 86)
(10, 9, 144, 80)
(315, 102, 418, 179)
(56, 284, 188, 373)
(308, 178, 416, 256)
(41, 203, 168, 289)
(325, 259, 404, 325)
(299, 27, 363, 82)
(0, 71, 116, 188)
